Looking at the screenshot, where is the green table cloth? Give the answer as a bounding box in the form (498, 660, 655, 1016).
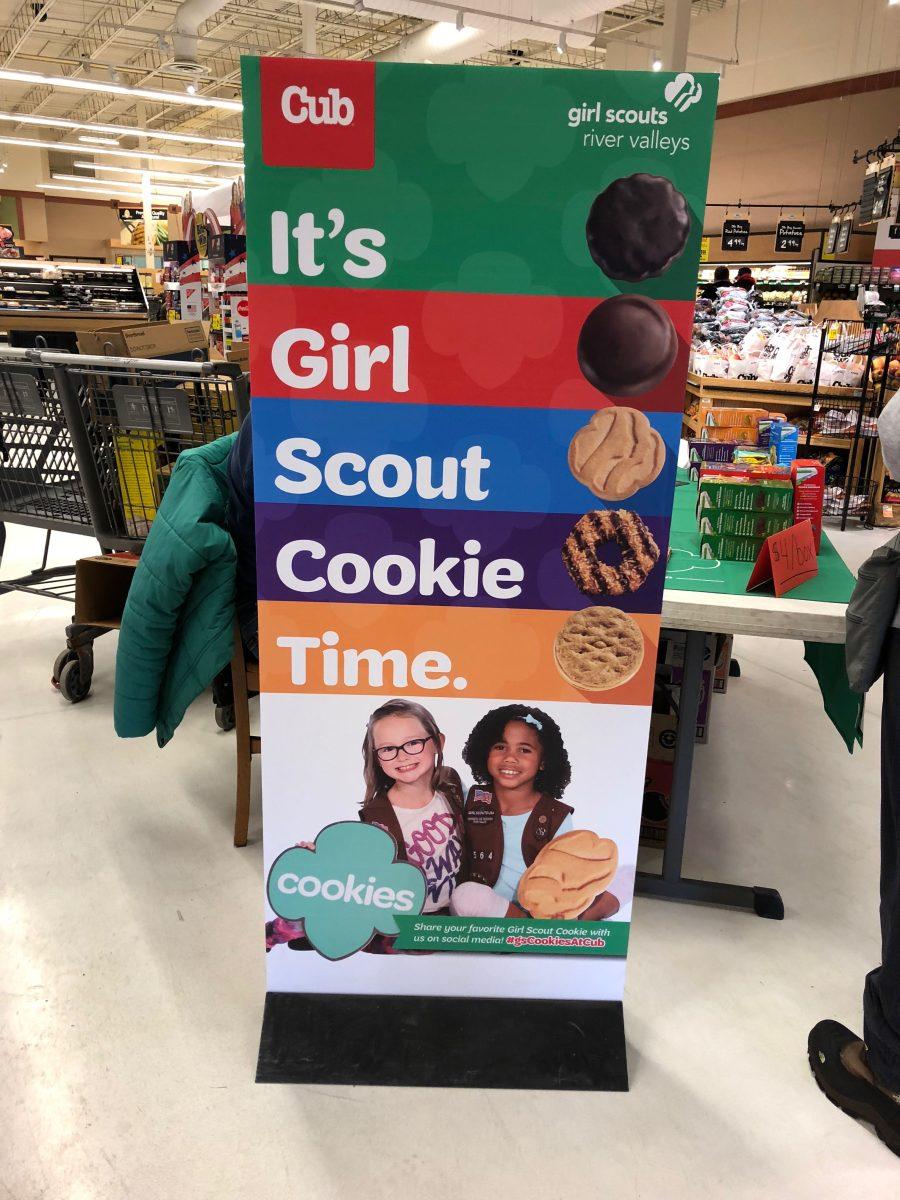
(664, 472, 861, 750)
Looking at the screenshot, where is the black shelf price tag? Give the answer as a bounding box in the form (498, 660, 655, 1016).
(721, 218, 750, 251)
(774, 220, 805, 254)
(835, 215, 853, 255)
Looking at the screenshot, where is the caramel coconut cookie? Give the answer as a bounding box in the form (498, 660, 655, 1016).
(562, 509, 660, 597)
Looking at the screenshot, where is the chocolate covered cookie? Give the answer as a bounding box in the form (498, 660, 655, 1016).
(586, 173, 691, 282)
(577, 294, 677, 398)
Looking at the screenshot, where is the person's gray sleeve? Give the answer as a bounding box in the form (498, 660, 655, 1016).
(845, 536, 900, 693)
(877, 386, 900, 479)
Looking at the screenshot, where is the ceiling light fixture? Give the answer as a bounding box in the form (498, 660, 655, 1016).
(0, 133, 243, 170)
(0, 68, 242, 112)
(353, 0, 364, 10)
(78, 134, 120, 146)
(0, 110, 243, 149)
(556, 31, 566, 54)
(651, 56, 662, 71)
(107, 66, 122, 84)
(40, 180, 183, 201)
(186, 83, 197, 96)
(157, 34, 169, 51)
(456, 9, 465, 31)
(74, 161, 226, 186)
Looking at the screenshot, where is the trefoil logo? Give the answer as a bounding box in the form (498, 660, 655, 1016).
(664, 72, 703, 111)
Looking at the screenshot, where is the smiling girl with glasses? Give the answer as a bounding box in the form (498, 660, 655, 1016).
(360, 698, 467, 915)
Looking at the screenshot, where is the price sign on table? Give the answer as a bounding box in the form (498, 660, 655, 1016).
(746, 519, 818, 597)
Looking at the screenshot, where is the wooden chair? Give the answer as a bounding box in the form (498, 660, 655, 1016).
(231, 626, 261, 847)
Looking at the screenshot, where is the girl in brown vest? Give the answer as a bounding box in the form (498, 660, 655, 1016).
(450, 704, 572, 917)
(450, 703, 619, 921)
(360, 699, 466, 915)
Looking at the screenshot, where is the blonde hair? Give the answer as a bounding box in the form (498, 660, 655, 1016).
(362, 698, 447, 807)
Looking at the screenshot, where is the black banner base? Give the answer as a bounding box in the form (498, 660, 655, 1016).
(257, 991, 628, 1090)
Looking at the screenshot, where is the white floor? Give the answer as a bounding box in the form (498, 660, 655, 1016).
(2, 518, 899, 1198)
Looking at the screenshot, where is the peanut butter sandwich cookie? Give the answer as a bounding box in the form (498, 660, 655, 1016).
(518, 830, 619, 920)
(562, 509, 660, 598)
(553, 606, 645, 692)
(568, 407, 666, 501)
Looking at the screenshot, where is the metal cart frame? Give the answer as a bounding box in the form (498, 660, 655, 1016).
(1, 346, 249, 700)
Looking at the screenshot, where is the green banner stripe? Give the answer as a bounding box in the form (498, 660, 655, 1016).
(393, 915, 630, 956)
(241, 57, 717, 298)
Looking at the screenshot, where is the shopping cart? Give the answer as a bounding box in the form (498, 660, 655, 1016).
(0, 344, 94, 605)
(1, 346, 249, 700)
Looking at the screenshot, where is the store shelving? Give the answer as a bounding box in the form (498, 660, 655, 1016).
(697, 260, 811, 308)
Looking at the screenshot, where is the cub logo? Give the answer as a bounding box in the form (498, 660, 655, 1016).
(282, 86, 354, 127)
(260, 58, 374, 170)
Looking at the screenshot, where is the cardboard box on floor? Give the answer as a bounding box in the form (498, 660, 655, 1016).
(209, 339, 250, 367)
(813, 300, 861, 323)
(77, 321, 209, 361)
(74, 555, 139, 628)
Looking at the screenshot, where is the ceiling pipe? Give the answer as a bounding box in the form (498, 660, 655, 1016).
(172, 0, 232, 74)
(373, 1, 621, 64)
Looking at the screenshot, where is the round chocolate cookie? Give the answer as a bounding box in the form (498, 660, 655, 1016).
(586, 174, 690, 282)
(577, 294, 677, 397)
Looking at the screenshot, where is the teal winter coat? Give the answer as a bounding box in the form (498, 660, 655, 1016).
(114, 433, 239, 746)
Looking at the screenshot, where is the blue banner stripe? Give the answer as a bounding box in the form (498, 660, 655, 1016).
(251, 395, 682, 518)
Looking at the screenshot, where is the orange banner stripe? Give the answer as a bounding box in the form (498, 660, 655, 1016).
(258, 601, 660, 706)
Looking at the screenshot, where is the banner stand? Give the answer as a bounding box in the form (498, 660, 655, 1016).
(243, 57, 717, 1092)
(257, 993, 627, 1090)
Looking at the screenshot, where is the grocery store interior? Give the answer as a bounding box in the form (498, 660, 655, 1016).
(3, 1, 900, 1197)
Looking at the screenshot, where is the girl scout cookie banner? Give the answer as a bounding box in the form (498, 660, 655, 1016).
(242, 56, 717, 999)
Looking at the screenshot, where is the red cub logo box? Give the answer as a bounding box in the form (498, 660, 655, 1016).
(260, 58, 375, 170)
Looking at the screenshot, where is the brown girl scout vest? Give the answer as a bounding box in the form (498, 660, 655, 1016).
(463, 787, 573, 887)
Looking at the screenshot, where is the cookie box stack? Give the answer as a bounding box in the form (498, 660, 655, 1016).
(696, 465, 794, 561)
(698, 405, 769, 443)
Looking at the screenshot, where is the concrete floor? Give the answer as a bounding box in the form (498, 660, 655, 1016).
(2, 518, 899, 1198)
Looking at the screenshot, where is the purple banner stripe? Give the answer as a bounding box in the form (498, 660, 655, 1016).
(256, 502, 670, 613)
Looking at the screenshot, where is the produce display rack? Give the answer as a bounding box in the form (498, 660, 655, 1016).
(684, 322, 900, 529)
(696, 260, 811, 308)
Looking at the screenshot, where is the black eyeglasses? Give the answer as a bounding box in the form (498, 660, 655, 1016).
(375, 735, 432, 762)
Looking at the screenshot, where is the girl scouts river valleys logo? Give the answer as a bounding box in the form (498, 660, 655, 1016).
(267, 822, 426, 959)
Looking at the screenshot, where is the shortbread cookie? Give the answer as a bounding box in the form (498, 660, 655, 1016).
(568, 407, 666, 501)
(553, 606, 645, 692)
(562, 509, 660, 597)
(519, 830, 619, 919)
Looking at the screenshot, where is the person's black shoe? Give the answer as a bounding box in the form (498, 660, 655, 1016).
(808, 1020, 900, 1157)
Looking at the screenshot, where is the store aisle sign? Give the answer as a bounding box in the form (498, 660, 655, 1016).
(722, 218, 749, 251)
(775, 220, 805, 254)
(243, 57, 717, 1000)
(859, 162, 895, 225)
(118, 206, 167, 223)
(873, 192, 900, 269)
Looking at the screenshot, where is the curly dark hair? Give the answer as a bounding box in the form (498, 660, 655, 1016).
(462, 704, 571, 800)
